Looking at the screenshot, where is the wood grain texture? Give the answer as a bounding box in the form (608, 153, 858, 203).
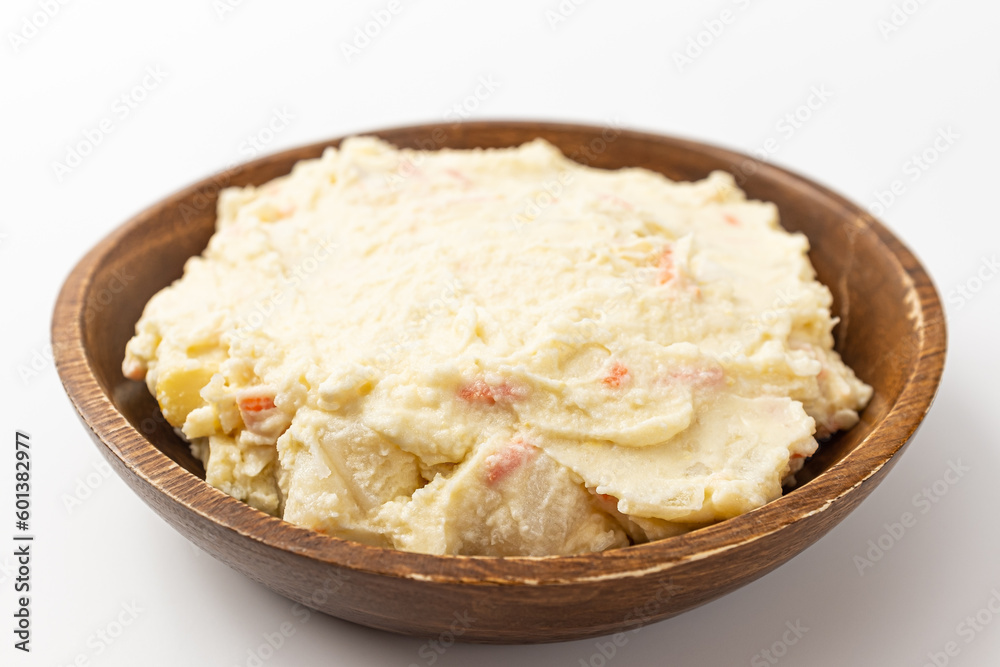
(51, 121, 947, 643)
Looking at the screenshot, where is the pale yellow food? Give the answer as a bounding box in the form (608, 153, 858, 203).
(122, 136, 872, 556)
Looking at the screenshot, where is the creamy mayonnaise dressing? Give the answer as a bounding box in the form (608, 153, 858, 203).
(123, 136, 872, 556)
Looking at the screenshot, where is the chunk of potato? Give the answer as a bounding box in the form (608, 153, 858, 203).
(155, 364, 216, 428)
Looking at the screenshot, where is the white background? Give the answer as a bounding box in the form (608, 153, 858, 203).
(2, 1, 999, 665)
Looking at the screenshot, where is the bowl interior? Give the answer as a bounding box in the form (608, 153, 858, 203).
(83, 123, 918, 492)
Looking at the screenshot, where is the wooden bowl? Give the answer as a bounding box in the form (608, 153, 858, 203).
(52, 121, 946, 643)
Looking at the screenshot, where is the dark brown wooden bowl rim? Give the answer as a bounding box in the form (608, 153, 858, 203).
(52, 121, 947, 587)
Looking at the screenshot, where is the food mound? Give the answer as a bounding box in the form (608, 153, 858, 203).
(123, 136, 872, 556)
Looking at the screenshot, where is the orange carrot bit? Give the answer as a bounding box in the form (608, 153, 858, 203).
(599, 193, 634, 210)
(458, 379, 526, 406)
(444, 168, 472, 186)
(237, 390, 282, 435)
(657, 246, 675, 284)
(492, 381, 527, 402)
(668, 366, 724, 389)
(238, 394, 276, 413)
(591, 492, 620, 513)
(123, 358, 146, 381)
(791, 453, 806, 460)
(458, 380, 496, 405)
(398, 159, 421, 177)
(602, 362, 630, 388)
(723, 213, 740, 226)
(485, 439, 537, 485)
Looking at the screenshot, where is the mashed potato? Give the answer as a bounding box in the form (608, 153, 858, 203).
(122, 136, 872, 556)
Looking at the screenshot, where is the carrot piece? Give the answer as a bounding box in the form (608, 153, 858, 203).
(602, 362, 630, 388)
(657, 246, 675, 284)
(238, 395, 276, 413)
(668, 367, 724, 388)
(485, 439, 537, 485)
(457, 379, 525, 405)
